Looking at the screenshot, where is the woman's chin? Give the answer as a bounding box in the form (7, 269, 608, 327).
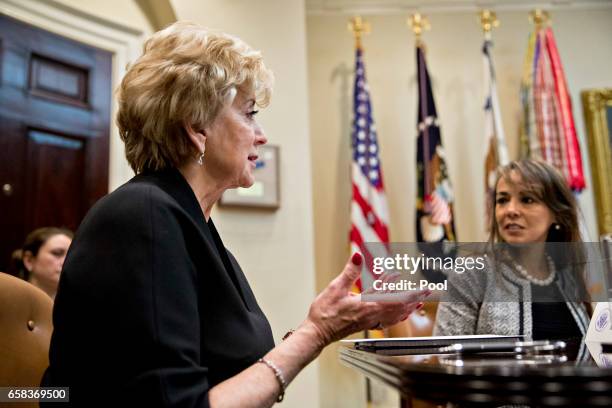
(500, 234, 525, 245)
(224, 174, 254, 190)
(238, 176, 255, 189)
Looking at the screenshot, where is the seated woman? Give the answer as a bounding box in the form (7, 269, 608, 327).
(434, 159, 590, 340)
(11, 227, 73, 300)
(41, 22, 429, 407)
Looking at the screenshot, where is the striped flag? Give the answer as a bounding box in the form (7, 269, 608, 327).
(483, 37, 509, 224)
(545, 28, 585, 191)
(349, 46, 390, 291)
(521, 26, 585, 191)
(415, 44, 456, 245)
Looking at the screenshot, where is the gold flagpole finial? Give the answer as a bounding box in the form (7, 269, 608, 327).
(348, 16, 371, 49)
(479, 9, 500, 38)
(529, 9, 551, 31)
(408, 12, 430, 46)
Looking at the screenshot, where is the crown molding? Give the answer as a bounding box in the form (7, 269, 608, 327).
(306, 0, 612, 16)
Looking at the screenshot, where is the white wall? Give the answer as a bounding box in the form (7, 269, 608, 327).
(307, 6, 612, 407)
(53, 0, 153, 32)
(169, 1, 320, 408)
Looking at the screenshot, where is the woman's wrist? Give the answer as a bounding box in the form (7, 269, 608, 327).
(294, 318, 329, 356)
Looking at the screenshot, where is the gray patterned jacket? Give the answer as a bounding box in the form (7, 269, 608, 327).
(433, 259, 590, 339)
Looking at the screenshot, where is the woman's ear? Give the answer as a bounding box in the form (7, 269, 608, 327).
(23, 251, 35, 272)
(183, 123, 207, 154)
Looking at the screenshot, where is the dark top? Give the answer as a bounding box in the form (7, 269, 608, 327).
(41, 168, 275, 407)
(531, 283, 582, 340)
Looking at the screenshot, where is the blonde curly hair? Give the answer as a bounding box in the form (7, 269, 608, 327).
(117, 21, 274, 173)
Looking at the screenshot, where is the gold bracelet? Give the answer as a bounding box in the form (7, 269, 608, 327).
(258, 357, 287, 402)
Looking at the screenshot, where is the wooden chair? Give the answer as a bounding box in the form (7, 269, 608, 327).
(0, 272, 53, 408)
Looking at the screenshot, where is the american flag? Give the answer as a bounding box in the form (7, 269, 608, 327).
(349, 47, 390, 291)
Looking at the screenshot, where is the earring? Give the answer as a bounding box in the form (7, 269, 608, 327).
(554, 223, 561, 230)
(197, 152, 204, 166)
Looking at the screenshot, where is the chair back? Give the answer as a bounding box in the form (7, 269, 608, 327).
(0, 272, 53, 407)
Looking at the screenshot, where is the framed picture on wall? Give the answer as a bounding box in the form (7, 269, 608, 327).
(219, 144, 280, 209)
(582, 88, 612, 236)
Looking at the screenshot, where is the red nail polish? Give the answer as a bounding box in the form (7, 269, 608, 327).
(416, 302, 424, 310)
(351, 252, 363, 266)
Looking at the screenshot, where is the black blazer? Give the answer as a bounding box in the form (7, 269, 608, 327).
(42, 168, 275, 407)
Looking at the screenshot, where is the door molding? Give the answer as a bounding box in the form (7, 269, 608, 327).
(0, 0, 147, 189)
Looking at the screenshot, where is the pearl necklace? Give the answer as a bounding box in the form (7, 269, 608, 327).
(511, 255, 556, 286)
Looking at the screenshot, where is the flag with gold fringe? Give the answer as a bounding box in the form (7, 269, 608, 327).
(520, 21, 585, 191)
(415, 44, 456, 245)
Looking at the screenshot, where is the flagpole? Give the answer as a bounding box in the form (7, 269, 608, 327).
(479, 9, 499, 41)
(348, 16, 375, 407)
(529, 9, 550, 32)
(479, 9, 509, 167)
(409, 13, 432, 199)
(408, 12, 430, 50)
(348, 16, 370, 51)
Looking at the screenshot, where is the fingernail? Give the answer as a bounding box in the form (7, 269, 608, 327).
(401, 315, 409, 321)
(416, 302, 424, 310)
(351, 252, 363, 266)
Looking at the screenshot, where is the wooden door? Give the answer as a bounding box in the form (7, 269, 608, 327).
(0, 15, 111, 271)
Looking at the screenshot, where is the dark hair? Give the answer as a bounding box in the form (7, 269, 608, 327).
(488, 159, 581, 243)
(487, 159, 591, 313)
(11, 227, 74, 281)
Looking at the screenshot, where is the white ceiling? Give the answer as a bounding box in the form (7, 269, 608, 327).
(306, 0, 612, 14)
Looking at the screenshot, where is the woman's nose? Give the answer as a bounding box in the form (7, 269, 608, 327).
(255, 126, 267, 146)
(505, 199, 520, 217)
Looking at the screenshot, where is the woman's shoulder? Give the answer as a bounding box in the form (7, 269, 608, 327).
(78, 173, 185, 236)
(95, 173, 182, 215)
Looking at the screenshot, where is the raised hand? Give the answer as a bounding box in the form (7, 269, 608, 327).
(304, 252, 431, 347)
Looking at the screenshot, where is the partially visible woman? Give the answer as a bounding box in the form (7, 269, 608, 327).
(11, 227, 73, 300)
(434, 159, 590, 340)
(41, 22, 429, 407)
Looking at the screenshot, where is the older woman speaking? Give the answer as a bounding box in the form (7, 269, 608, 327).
(42, 22, 428, 407)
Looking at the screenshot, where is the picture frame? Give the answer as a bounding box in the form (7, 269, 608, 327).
(582, 88, 612, 236)
(219, 144, 280, 209)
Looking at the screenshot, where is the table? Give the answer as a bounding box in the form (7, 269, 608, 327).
(340, 339, 612, 407)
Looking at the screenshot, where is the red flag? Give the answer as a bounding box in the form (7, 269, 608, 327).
(545, 27, 585, 191)
(524, 26, 586, 192)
